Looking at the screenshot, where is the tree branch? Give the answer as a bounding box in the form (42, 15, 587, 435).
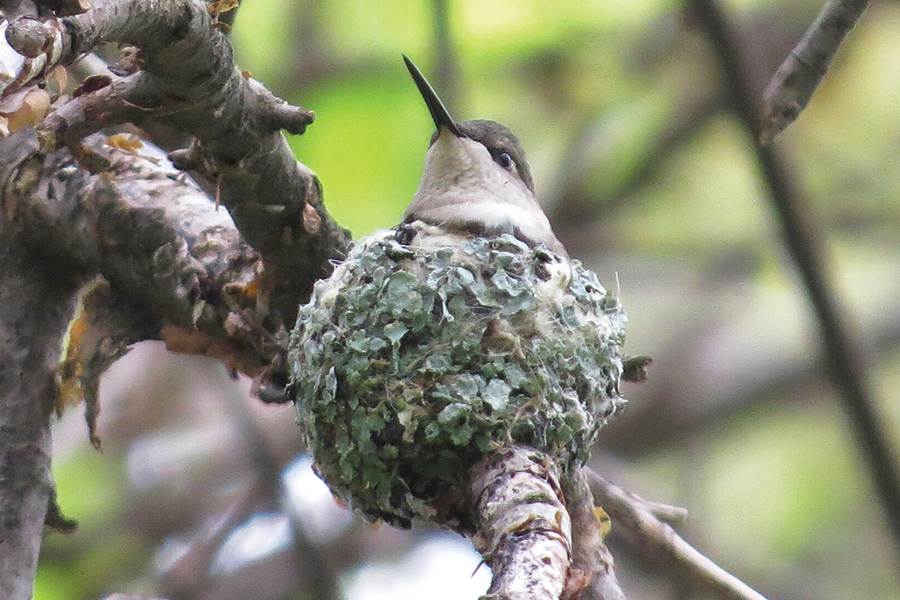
(760, 0, 870, 143)
(467, 447, 627, 600)
(2, 128, 303, 381)
(0, 133, 80, 597)
(587, 470, 769, 600)
(0, 122, 323, 597)
(468, 446, 572, 600)
(3, 0, 351, 323)
(686, 0, 900, 563)
(0, 0, 351, 595)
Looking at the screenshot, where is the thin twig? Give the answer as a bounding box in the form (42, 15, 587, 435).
(760, 0, 870, 143)
(686, 0, 900, 564)
(628, 494, 688, 527)
(587, 469, 769, 600)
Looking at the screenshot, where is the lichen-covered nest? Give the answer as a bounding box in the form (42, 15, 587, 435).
(288, 223, 627, 529)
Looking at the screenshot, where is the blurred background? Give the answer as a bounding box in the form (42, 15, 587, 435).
(34, 0, 900, 598)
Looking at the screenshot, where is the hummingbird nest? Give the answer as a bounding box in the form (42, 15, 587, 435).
(288, 222, 627, 529)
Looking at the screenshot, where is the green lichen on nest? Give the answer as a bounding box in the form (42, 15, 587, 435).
(288, 224, 627, 529)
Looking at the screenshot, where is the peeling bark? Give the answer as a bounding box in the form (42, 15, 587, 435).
(469, 446, 571, 600)
(467, 448, 626, 600)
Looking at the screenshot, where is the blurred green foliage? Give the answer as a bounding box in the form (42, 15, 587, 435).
(39, 449, 149, 600)
(288, 75, 427, 236)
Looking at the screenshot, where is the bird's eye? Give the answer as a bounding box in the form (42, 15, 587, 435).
(497, 151, 514, 171)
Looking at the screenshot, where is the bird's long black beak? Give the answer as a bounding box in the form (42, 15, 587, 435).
(403, 55, 463, 137)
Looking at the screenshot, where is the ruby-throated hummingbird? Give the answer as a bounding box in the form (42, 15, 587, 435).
(401, 56, 567, 258)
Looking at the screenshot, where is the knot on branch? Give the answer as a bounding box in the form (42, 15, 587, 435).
(265, 101, 315, 135)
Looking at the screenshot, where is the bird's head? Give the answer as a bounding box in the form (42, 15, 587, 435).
(401, 55, 565, 257)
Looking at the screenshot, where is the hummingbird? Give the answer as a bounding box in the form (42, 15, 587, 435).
(401, 55, 567, 258)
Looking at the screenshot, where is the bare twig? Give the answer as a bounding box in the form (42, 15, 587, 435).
(587, 470, 769, 600)
(686, 0, 900, 563)
(609, 485, 688, 527)
(760, 0, 870, 143)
